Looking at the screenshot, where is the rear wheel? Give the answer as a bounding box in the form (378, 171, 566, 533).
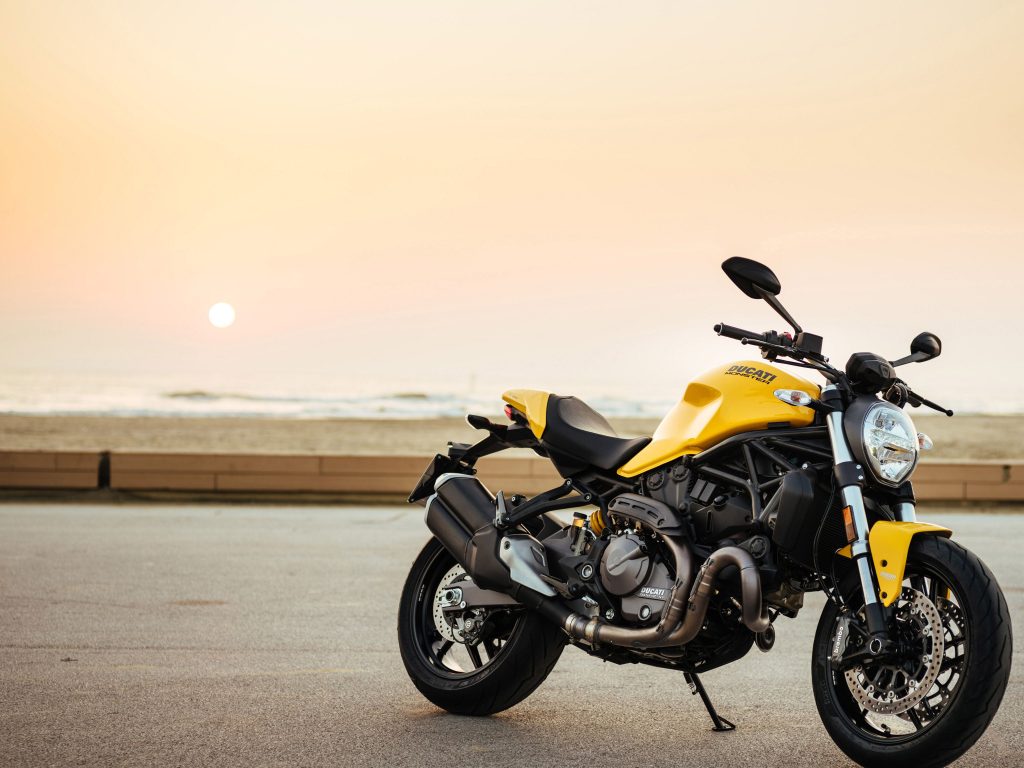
(812, 536, 1011, 767)
(397, 537, 567, 715)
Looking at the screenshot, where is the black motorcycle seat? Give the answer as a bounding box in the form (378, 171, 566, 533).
(542, 395, 651, 471)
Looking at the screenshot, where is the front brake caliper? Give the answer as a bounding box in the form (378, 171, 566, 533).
(830, 614, 853, 664)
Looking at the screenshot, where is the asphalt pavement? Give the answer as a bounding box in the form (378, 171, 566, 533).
(1, 502, 1021, 767)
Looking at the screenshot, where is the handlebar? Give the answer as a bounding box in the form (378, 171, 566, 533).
(715, 322, 828, 374)
(714, 323, 767, 344)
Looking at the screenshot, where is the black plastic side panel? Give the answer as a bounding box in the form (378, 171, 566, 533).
(770, 469, 818, 553)
(770, 469, 843, 568)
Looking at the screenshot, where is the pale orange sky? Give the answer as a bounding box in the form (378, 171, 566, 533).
(1, 2, 1023, 403)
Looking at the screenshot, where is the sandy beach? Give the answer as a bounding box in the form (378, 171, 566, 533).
(0, 413, 1020, 459)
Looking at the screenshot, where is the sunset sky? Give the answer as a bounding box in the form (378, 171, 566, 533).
(1, 2, 1022, 405)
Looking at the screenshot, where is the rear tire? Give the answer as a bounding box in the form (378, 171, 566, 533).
(398, 537, 567, 716)
(812, 536, 1012, 768)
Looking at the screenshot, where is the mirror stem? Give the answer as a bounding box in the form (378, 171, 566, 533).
(890, 351, 931, 367)
(755, 287, 803, 334)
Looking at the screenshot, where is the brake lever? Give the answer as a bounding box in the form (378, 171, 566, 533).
(905, 389, 954, 417)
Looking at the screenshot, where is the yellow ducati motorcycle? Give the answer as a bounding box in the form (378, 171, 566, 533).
(398, 258, 1011, 767)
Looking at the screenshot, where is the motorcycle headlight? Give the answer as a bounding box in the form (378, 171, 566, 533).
(861, 402, 919, 485)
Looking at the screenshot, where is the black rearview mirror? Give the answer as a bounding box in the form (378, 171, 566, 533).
(721, 256, 802, 333)
(910, 332, 942, 360)
(722, 257, 782, 299)
(891, 331, 942, 367)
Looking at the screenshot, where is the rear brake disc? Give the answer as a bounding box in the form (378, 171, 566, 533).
(432, 565, 469, 643)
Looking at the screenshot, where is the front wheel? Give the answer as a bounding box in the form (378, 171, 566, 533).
(812, 536, 1012, 768)
(397, 537, 567, 715)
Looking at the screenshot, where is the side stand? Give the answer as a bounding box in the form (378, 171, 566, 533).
(684, 672, 735, 732)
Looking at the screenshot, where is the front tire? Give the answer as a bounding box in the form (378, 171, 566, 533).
(812, 535, 1012, 768)
(398, 537, 567, 716)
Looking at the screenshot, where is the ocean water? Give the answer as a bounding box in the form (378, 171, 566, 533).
(0, 371, 1019, 419)
(0, 372, 675, 420)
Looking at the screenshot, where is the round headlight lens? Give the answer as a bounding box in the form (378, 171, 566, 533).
(862, 402, 919, 485)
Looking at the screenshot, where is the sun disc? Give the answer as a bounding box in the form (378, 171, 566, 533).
(208, 302, 236, 328)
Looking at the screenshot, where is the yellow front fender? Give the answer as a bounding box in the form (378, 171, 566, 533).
(870, 521, 952, 606)
(836, 521, 952, 606)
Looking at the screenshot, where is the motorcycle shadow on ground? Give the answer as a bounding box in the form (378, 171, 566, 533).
(394, 646, 848, 768)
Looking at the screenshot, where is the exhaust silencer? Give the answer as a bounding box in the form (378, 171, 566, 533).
(424, 473, 512, 591)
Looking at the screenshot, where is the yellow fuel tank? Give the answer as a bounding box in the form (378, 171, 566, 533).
(617, 360, 821, 477)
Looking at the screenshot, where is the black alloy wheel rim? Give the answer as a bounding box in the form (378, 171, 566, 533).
(412, 544, 524, 679)
(827, 563, 969, 743)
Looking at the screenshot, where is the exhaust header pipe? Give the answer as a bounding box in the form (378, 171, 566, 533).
(548, 545, 769, 649)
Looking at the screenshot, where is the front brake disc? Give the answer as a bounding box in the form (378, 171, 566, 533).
(844, 587, 945, 715)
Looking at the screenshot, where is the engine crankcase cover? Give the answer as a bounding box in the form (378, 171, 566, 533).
(620, 560, 673, 624)
(599, 534, 651, 596)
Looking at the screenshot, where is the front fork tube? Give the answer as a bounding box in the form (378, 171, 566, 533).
(895, 502, 917, 522)
(824, 404, 891, 641)
(841, 485, 890, 639)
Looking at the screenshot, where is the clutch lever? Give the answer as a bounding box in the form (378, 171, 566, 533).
(740, 336, 801, 361)
(741, 337, 843, 382)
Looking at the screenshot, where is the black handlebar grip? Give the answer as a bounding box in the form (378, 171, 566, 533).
(714, 323, 767, 343)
